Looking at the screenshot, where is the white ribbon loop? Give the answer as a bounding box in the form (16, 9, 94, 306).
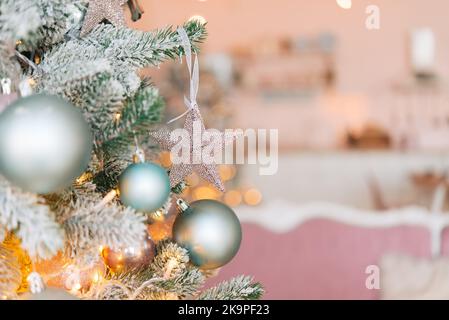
(167, 27, 200, 124)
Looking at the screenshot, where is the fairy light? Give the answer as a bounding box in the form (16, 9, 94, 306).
(72, 282, 82, 292)
(243, 188, 262, 206)
(224, 190, 242, 207)
(189, 15, 207, 24)
(94, 189, 118, 210)
(219, 165, 237, 182)
(193, 186, 220, 200)
(336, 0, 352, 9)
(75, 172, 92, 185)
(150, 209, 166, 222)
(114, 112, 121, 124)
(33, 54, 41, 65)
(91, 270, 102, 284)
(27, 78, 36, 87)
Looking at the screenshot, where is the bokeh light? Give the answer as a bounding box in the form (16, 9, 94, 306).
(244, 188, 262, 206)
(224, 189, 243, 207)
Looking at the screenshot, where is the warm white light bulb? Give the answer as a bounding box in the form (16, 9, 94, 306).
(189, 15, 207, 24)
(336, 0, 352, 9)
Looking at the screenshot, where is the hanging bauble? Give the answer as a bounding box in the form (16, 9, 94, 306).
(101, 232, 156, 273)
(119, 162, 171, 212)
(172, 199, 242, 269)
(0, 94, 93, 194)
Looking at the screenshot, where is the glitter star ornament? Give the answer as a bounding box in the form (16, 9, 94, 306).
(150, 27, 236, 192)
(150, 106, 235, 192)
(80, 0, 128, 37)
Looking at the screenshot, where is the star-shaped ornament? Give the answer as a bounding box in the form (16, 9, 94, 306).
(150, 106, 236, 192)
(80, 0, 128, 37)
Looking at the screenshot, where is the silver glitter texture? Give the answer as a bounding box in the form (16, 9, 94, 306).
(150, 106, 235, 192)
(80, 0, 128, 37)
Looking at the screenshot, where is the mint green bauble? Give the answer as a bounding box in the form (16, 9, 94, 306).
(119, 162, 171, 212)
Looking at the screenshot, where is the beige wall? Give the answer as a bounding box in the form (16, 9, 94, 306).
(130, 0, 449, 92)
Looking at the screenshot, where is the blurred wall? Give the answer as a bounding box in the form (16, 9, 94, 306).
(130, 0, 449, 93)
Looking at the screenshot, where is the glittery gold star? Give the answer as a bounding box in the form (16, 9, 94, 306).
(150, 107, 236, 192)
(80, 0, 128, 37)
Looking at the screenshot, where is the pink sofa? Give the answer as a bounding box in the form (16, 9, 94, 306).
(206, 220, 447, 299)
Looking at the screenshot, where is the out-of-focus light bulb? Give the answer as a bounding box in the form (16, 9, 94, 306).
(336, 0, 352, 9)
(244, 188, 262, 206)
(92, 271, 102, 283)
(193, 186, 220, 200)
(189, 15, 207, 24)
(224, 190, 242, 207)
(74, 283, 81, 290)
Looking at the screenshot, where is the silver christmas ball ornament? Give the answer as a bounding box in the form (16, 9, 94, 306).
(172, 199, 242, 269)
(119, 162, 171, 212)
(0, 94, 93, 194)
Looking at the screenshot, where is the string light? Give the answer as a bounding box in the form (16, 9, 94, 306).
(27, 78, 36, 87)
(336, 0, 352, 9)
(33, 54, 41, 65)
(114, 112, 121, 124)
(189, 15, 207, 24)
(75, 172, 92, 185)
(244, 188, 262, 206)
(224, 190, 242, 207)
(193, 186, 220, 200)
(219, 165, 237, 182)
(92, 270, 102, 284)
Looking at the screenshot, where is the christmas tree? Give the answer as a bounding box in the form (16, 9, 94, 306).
(0, 0, 263, 300)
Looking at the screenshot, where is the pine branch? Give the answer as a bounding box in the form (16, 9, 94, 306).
(0, 243, 21, 299)
(0, 41, 21, 85)
(152, 268, 205, 298)
(198, 276, 264, 300)
(138, 240, 205, 299)
(100, 85, 164, 151)
(88, 240, 205, 300)
(0, 177, 64, 259)
(0, 0, 42, 42)
(150, 239, 190, 278)
(84, 20, 207, 70)
(0, 0, 71, 50)
(58, 197, 146, 261)
(37, 59, 125, 135)
(0, 226, 5, 242)
(92, 155, 132, 194)
(44, 181, 98, 213)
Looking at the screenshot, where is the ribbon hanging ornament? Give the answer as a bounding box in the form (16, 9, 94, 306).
(150, 27, 235, 192)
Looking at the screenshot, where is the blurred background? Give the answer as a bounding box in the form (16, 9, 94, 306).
(133, 0, 449, 299)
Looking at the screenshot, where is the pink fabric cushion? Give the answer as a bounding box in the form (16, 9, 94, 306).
(206, 220, 435, 299)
